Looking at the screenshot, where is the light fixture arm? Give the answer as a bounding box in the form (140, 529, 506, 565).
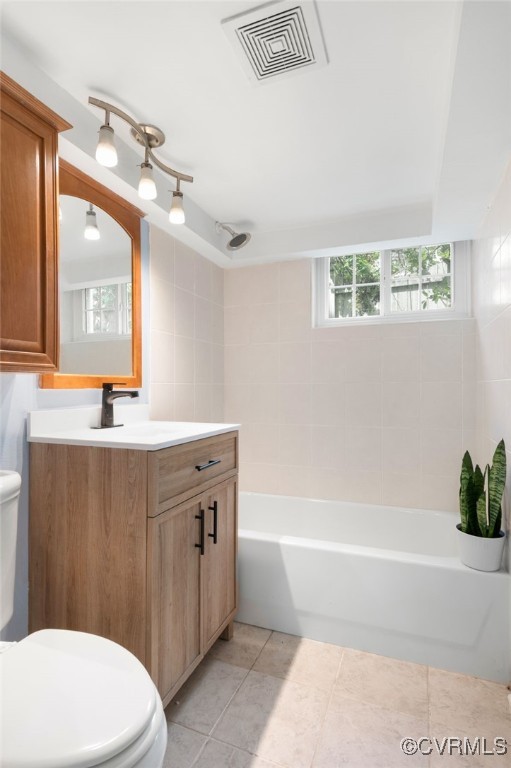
(88, 96, 193, 185)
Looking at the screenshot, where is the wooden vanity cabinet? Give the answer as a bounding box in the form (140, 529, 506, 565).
(147, 475, 237, 701)
(0, 72, 71, 372)
(29, 431, 238, 706)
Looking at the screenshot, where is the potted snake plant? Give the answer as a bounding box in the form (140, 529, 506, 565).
(457, 439, 507, 571)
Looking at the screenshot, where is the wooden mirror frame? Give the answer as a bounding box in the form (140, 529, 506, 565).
(40, 160, 145, 389)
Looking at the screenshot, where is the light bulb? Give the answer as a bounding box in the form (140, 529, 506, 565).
(84, 207, 100, 240)
(169, 191, 185, 224)
(138, 162, 157, 200)
(96, 124, 118, 167)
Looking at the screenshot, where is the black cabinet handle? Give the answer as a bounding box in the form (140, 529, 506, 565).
(208, 500, 218, 544)
(195, 458, 221, 472)
(195, 509, 205, 555)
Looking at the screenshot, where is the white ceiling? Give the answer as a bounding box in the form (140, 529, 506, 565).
(1, 0, 510, 265)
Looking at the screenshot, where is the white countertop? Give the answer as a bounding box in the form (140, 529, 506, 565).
(28, 405, 239, 451)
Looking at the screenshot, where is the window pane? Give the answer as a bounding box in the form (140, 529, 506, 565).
(101, 285, 117, 309)
(422, 277, 452, 309)
(86, 287, 99, 310)
(355, 252, 380, 284)
(330, 256, 352, 286)
(422, 244, 451, 277)
(391, 248, 420, 278)
(89, 310, 101, 333)
(101, 310, 116, 333)
(332, 287, 352, 318)
(356, 285, 380, 316)
(391, 280, 420, 312)
(126, 283, 132, 307)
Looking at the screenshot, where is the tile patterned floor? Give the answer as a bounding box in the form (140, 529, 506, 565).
(163, 623, 511, 768)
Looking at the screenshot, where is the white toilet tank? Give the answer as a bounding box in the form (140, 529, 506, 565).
(0, 470, 21, 631)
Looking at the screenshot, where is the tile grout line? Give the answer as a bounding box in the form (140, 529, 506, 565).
(190, 627, 285, 767)
(308, 648, 346, 768)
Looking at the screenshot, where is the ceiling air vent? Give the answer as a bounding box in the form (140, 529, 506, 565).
(222, 0, 328, 85)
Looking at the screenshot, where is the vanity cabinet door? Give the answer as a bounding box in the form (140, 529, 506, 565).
(0, 73, 70, 372)
(147, 498, 202, 703)
(202, 477, 238, 651)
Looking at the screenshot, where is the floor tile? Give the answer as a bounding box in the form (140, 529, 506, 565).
(208, 622, 272, 670)
(253, 630, 343, 691)
(331, 647, 428, 718)
(162, 723, 207, 768)
(193, 739, 282, 768)
(428, 667, 511, 738)
(212, 669, 329, 768)
(313, 696, 429, 767)
(167, 658, 248, 735)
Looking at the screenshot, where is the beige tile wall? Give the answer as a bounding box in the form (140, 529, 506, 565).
(149, 225, 224, 422)
(472, 159, 511, 538)
(224, 259, 476, 511)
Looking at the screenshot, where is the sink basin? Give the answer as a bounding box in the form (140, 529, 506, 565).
(28, 407, 239, 452)
(114, 421, 181, 437)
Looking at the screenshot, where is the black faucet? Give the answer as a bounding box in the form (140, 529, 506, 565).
(97, 383, 139, 428)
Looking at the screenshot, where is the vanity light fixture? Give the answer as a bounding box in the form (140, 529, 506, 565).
(96, 123, 117, 168)
(169, 179, 185, 224)
(138, 155, 157, 201)
(84, 203, 100, 240)
(89, 97, 193, 224)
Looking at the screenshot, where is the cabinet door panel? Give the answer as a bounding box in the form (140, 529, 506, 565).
(202, 478, 238, 650)
(0, 73, 70, 371)
(29, 444, 148, 662)
(148, 500, 202, 701)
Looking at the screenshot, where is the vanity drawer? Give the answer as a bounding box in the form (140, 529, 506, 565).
(148, 431, 238, 516)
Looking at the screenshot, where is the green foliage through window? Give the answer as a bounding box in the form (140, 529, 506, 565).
(83, 282, 132, 335)
(328, 244, 453, 320)
(329, 253, 380, 318)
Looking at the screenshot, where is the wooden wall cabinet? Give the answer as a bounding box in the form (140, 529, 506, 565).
(0, 72, 71, 372)
(29, 431, 238, 706)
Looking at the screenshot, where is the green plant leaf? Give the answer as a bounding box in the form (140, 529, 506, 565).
(487, 439, 506, 537)
(470, 464, 486, 535)
(476, 490, 488, 537)
(459, 451, 475, 533)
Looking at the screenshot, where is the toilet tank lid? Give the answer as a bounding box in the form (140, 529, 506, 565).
(0, 470, 21, 503)
(0, 629, 158, 768)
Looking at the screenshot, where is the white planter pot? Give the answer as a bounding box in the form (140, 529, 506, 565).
(456, 524, 506, 572)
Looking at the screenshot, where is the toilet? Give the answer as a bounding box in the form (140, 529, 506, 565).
(0, 470, 167, 768)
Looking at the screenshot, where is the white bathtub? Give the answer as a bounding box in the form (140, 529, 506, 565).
(236, 493, 510, 683)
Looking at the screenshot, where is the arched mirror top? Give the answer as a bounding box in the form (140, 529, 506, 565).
(40, 159, 145, 389)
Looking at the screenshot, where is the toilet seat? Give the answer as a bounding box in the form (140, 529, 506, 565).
(0, 629, 166, 768)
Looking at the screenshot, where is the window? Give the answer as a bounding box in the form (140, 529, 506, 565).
(83, 282, 132, 336)
(70, 281, 132, 339)
(315, 242, 469, 325)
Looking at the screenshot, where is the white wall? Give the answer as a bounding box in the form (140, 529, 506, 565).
(472, 158, 511, 543)
(224, 259, 476, 512)
(149, 225, 224, 423)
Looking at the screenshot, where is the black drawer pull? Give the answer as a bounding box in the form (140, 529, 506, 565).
(195, 509, 205, 555)
(208, 500, 218, 544)
(195, 458, 221, 472)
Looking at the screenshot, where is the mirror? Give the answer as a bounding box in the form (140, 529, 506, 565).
(59, 196, 132, 376)
(40, 160, 144, 389)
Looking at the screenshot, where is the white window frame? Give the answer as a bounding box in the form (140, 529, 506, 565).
(313, 241, 471, 327)
(69, 279, 132, 341)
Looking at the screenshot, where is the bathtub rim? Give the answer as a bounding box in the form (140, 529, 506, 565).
(238, 491, 509, 576)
